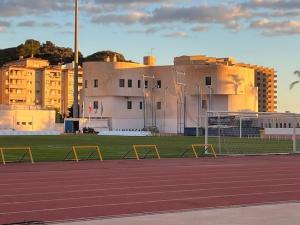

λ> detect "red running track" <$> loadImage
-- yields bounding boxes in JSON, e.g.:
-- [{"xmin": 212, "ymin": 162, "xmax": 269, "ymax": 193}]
[{"xmin": 0, "ymin": 155, "xmax": 300, "ymax": 224}]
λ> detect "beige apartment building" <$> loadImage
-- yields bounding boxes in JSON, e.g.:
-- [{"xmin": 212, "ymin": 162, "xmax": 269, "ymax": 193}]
[
  {"xmin": 238, "ymin": 63, "xmax": 277, "ymax": 112},
  {"xmin": 81, "ymin": 55, "xmax": 259, "ymax": 134},
  {"xmin": 0, "ymin": 57, "xmax": 82, "ymax": 116}
]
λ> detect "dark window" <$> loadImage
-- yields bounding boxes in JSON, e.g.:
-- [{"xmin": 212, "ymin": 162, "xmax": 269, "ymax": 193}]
[
  {"xmin": 94, "ymin": 79, "xmax": 98, "ymax": 88},
  {"xmin": 156, "ymin": 102, "xmax": 162, "ymax": 110},
  {"xmin": 280, "ymin": 123, "xmax": 282, "ymax": 128},
  {"xmin": 297, "ymin": 123, "xmax": 300, "ymax": 128},
  {"xmin": 276, "ymin": 123, "xmax": 278, "ymax": 128},
  {"xmin": 205, "ymin": 76, "xmax": 211, "ymax": 86},
  {"xmin": 156, "ymin": 80, "xmax": 161, "ymax": 88},
  {"xmin": 84, "ymin": 80, "xmax": 88, "ymax": 88},
  {"xmin": 17, "ymin": 122, "xmax": 20, "ymax": 125},
  {"xmin": 284, "ymin": 123, "xmax": 287, "ymax": 128},
  {"xmin": 93, "ymin": 101, "xmax": 98, "ymax": 109},
  {"xmin": 139, "ymin": 101, "xmax": 143, "ymax": 110},
  {"xmin": 119, "ymin": 79, "xmax": 125, "ymax": 87},
  {"xmin": 289, "ymin": 123, "xmax": 291, "ymax": 128},
  {"xmin": 138, "ymin": 80, "xmax": 141, "ymax": 88},
  {"xmin": 202, "ymin": 100, "xmax": 207, "ymax": 109},
  {"xmin": 22, "ymin": 122, "xmax": 26, "ymax": 125},
  {"xmin": 29, "ymin": 122, "xmax": 33, "ymax": 126},
  {"xmin": 128, "ymin": 79, "xmax": 132, "ymax": 88},
  {"xmin": 127, "ymin": 101, "xmax": 132, "ymax": 109},
  {"xmin": 144, "ymin": 80, "xmax": 148, "ymax": 88}
]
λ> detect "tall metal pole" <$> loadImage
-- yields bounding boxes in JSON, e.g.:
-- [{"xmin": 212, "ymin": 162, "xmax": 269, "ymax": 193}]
[
  {"xmin": 73, "ymin": 0, "xmax": 79, "ymax": 118},
  {"xmin": 196, "ymin": 84, "xmax": 200, "ymax": 137}
]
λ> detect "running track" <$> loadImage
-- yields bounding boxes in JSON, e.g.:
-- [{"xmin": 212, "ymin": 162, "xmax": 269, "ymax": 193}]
[{"xmin": 0, "ymin": 155, "xmax": 300, "ymax": 224}]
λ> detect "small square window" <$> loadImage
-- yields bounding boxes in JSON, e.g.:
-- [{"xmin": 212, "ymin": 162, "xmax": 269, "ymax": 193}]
[
  {"xmin": 205, "ymin": 76, "xmax": 211, "ymax": 86},
  {"xmin": 156, "ymin": 101, "xmax": 161, "ymax": 110},
  {"xmin": 128, "ymin": 79, "xmax": 132, "ymax": 88},
  {"xmin": 94, "ymin": 79, "xmax": 98, "ymax": 88},
  {"xmin": 93, "ymin": 101, "xmax": 98, "ymax": 109},
  {"xmin": 156, "ymin": 80, "xmax": 161, "ymax": 88},
  {"xmin": 127, "ymin": 101, "xmax": 132, "ymax": 109},
  {"xmin": 119, "ymin": 79, "xmax": 125, "ymax": 87}
]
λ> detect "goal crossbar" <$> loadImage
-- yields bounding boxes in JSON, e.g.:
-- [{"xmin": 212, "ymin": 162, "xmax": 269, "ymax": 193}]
[
  {"xmin": 0, "ymin": 147, "xmax": 34, "ymax": 165},
  {"xmin": 64, "ymin": 146, "xmax": 103, "ymax": 162},
  {"xmin": 122, "ymin": 145, "xmax": 160, "ymax": 160},
  {"xmin": 181, "ymin": 144, "xmax": 217, "ymax": 158}
]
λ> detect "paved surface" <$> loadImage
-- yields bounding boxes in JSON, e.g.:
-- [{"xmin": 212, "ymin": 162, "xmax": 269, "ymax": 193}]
[
  {"xmin": 56, "ymin": 202, "xmax": 300, "ymax": 225},
  {"xmin": 1, "ymin": 155, "xmax": 300, "ymax": 223}
]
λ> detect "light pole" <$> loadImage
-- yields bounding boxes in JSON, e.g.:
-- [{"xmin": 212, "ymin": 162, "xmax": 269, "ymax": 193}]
[{"xmin": 73, "ymin": 0, "xmax": 79, "ymax": 118}]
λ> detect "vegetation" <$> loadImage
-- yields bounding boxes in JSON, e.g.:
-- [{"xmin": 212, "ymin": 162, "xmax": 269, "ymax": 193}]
[
  {"xmin": 0, "ymin": 135, "xmax": 294, "ymax": 163},
  {"xmin": 0, "ymin": 39, "xmax": 127, "ymax": 66}
]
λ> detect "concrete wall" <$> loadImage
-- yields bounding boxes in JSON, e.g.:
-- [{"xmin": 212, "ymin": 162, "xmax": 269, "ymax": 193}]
[{"xmin": 0, "ymin": 108, "xmax": 56, "ymax": 131}]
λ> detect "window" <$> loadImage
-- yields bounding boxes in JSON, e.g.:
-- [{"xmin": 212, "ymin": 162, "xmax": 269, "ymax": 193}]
[
  {"xmin": 139, "ymin": 101, "xmax": 143, "ymax": 110},
  {"xmin": 28, "ymin": 122, "xmax": 33, "ymax": 126},
  {"xmin": 205, "ymin": 76, "xmax": 211, "ymax": 86},
  {"xmin": 127, "ymin": 101, "xmax": 132, "ymax": 109},
  {"xmin": 138, "ymin": 80, "xmax": 141, "ymax": 88},
  {"xmin": 144, "ymin": 80, "xmax": 148, "ymax": 88},
  {"xmin": 84, "ymin": 80, "xmax": 88, "ymax": 88},
  {"xmin": 93, "ymin": 101, "xmax": 98, "ymax": 109},
  {"xmin": 289, "ymin": 123, "xmax": 291, "ymax": 128},
  {"xmin": 284, "ymin": 123, "xmax": 287, "ymax": 128},
  {"xmin": 202, "ymin": 100, "xmax": 207, "ymax": 109},
  {"xmin": 94, "ymin": 79, "xmax": 98, "ymax": 88},
  {"xmin": 156, "ymin": 101, "xmax": 162, "ymax": 110},
  {"xmin": 156, "ymin": 80, "xmax": 161, "ymax": 88},
  {"xmin": 128, "ymin": 79, "xmax": 132, "ymax": 88},
  {"xmin": 119, "ymin": 79, "xmax": 125, "ymax": 87},
  {"xmin": 22, "ymin": 122, "xmax": 26, "ymax": 125}
]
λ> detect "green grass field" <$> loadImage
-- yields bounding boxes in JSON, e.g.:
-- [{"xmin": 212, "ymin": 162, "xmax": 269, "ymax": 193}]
[{"xmin": 0, "ymin": 135, "xmax": 295, "ymax": 163}]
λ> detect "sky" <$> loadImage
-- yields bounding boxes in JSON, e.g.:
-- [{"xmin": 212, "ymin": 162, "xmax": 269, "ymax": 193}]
[{"xmin": 0, "ymin": 0, "xmax": 300, "ymax": 112}]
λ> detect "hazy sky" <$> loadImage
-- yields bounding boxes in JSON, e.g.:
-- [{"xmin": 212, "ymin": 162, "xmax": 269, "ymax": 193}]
[{"xmin": 0, "ymin": 0, "xmax": 300, "ymax": 112}]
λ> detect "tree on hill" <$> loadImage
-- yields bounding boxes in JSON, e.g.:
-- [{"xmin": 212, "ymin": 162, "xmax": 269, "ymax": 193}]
[
  {"xmin": 16, "ymin": 39, "xmax": 40, "ymax": 58},
  {"xmin": 0, "ymin": 39, "xmax": 83, "ymax": 66},
  {"xmin": 84, "ymin": 51, "xmax": 126, "ymax": 62}
]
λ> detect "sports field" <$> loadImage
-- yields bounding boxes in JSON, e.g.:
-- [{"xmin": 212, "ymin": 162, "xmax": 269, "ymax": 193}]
[{"xmin": 0, "ymin": 135, "xmax": 295, "ymax": 163}]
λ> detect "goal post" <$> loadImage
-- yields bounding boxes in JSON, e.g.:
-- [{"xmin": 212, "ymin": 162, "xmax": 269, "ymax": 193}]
[
  {"xmin": 191, "ymin": 144, "xmax": 217, "ymax": 158},
  {"xmin": 0, "ymin": 147, "xmax": 34, "ymax": 165},
  {"xmin": 65, "ymin": 146, "xmax": 103, "ymax": 162},
  {"xmin": 123, "ymin": 145, "xmax": 160, "ymax": 160}
]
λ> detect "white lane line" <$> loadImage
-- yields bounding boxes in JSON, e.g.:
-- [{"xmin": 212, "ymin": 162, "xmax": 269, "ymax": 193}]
[
  {"xmin": 1, "ymin": 182, "xmax": 300, "ymax": 206},
  {"xmin": 1, "ymin": 165, "xmax": 298, "ymax": 184},
  {"xmin": 0, "ymin": 171, "xmax": 298, "ymax": 192},
  {"xmin": 0, "ymin": 170, "xmax": 298, "ymax": 190},
  {"xmin": 1, "ymin": 176, "xmax": 300, "ymax": 199},
  {"xmin": 1, "ymin": 189, "xmax": 300, "ymax": 215}
]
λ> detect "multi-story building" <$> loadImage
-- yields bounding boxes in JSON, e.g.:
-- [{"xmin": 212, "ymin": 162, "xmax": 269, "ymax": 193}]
[
  {"xmin": 0, "ymin": 57, "xmax": 83, "ymax": 116},
  {"xmin": 238, "ymin": 63, "xmax": 277, "ymax": 112},
  {"xmin": 0, "ymin": 65, "xmax": 36, "ymax": 106},
  {"xmin": 81, "ymin": 55, "xmax": 258, "ymax": 134}
]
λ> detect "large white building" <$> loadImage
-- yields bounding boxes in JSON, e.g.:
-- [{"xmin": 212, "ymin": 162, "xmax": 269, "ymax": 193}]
[{"xmin": 81, "ymin": 55, "xmax": 258, "ymax": 134}]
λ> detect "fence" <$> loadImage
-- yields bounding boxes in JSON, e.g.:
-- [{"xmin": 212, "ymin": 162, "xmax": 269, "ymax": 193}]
[{"xmin": 204, "ymin": 111, "xmax": 300, "ymax": 155}]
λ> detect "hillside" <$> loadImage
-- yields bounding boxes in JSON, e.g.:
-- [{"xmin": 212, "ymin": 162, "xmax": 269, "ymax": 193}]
[{"xmin": 0, "ymin": 39, "xmax": 127, "ymax": 66}]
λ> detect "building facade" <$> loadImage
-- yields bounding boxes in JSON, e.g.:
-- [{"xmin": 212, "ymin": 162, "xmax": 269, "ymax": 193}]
[
  {"xmin": 238, "ymin": 63, "xmax": 277, "ymax": 112},
  {"xmin": 0, "ymin": 57, "xmax": 83, "ymax": 116},
  {"xmin": 81, "ymin": 55, "xmax": 259, "ymax": 134}
]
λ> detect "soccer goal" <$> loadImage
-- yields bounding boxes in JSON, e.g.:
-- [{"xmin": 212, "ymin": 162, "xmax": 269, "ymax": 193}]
[
  {"xmin": 122, "ymin": 145, "xmax": 161, "ymax": 160},
  {"xmin": 181, "ymin": 144, "xmax": 217, "ymax": 158},
  {"xmin": 0, "ymin": 147, "xmax": 34, "ymax": 165},
  {"xmin": 64, "ymin": 146, "xmax": 103, "ymax": 162}
]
